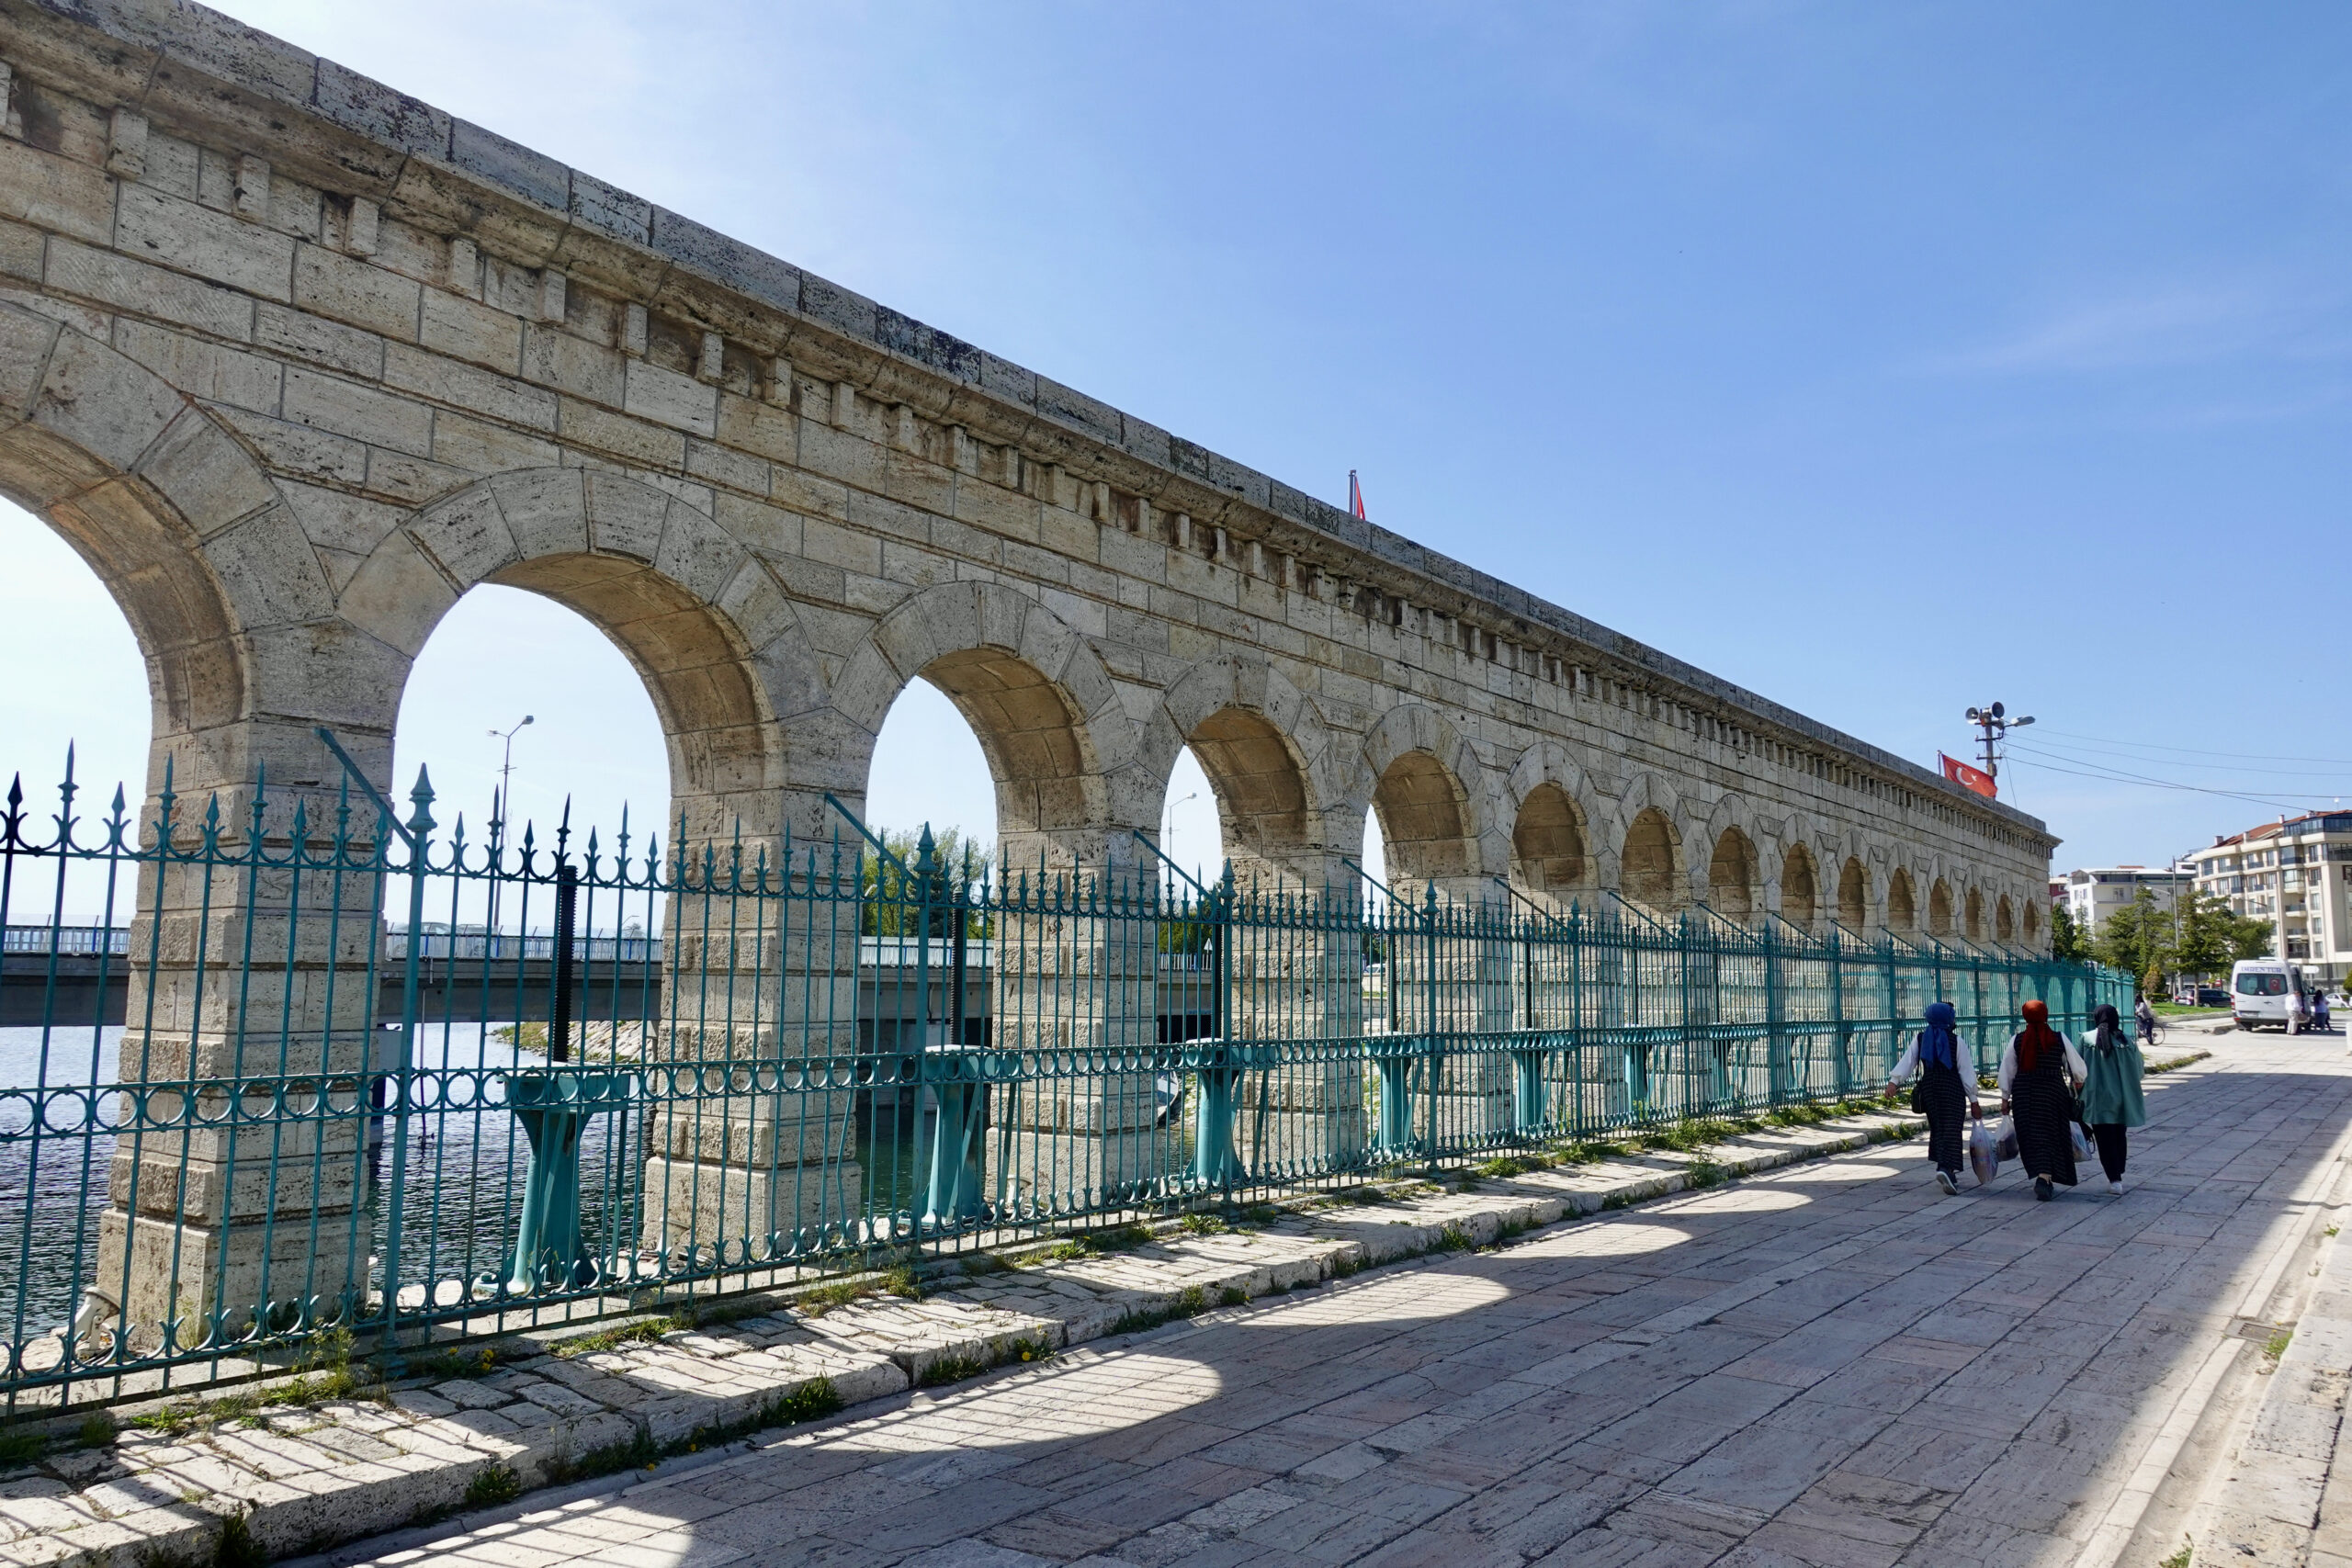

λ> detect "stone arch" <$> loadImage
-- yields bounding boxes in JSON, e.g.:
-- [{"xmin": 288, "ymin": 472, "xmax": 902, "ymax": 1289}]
[
  {"xmin": 1836, "ymin": 857, "xmax": 1869, "ymax": 932},
  {"xmin": 2023, "ymin": 898, "xmax": 2041, "ymax": 948},
  {"xmin": 1611, "ymin": 772, "xmax": 1690, "ymax": 914},
  {"xmin": 1149, "ymin": 653, "xmax": 1340, "ymax": 886},
  {"xmin": 1928, "ymin": 877, "xmax": 1955, "ymax": 939},
  {"xmin": 1965, "ymin": 886, "xmax": 1985, "ymax": 942},
  {"xmin": 1781, "ymin": 843, "xmax": 1819, "ymax": 932},
  {"xmin": 831, "ymin": 579, "xmax": 1144, "ymax": 867},
  {"xmin": 1355, "ymin": 704, "xmax": 1490, "ymax": 898},
  {"xmin": 1888, "ymin": 867, "xmax": 1918, "ymax": 934},
  {"xmin": 342, "ymin": 468, "xmax": 804, "ymax": 845},
  {"xmin": 0, "ymin": 307, "xmax": 343, "ymax": 799},
  {"xmin": 1503, "ymin": 742, "xmax": 1603, "ymax": 903},
  {"xmin": 1996, "ymin": 894, "xmax": 2016, "ymax": 944},
  {"xmin": 1707, "ymin": 825, "xmax": 1760, "ymax": 921}
]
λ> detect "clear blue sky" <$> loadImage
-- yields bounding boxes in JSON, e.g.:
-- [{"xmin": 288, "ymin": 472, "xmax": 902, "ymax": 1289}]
[{"xmin": 2, "ymin": 0, "xmax": 2345, "ymax": 890}]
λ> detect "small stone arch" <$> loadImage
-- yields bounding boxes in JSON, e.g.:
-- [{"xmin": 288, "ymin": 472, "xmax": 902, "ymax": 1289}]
[
  {"xmin": 1355, "ymin": 704, "xmax": 1491, "ymax": 897},
  {"xmin": 1996, "ymin": 895, "xmax": 2016, "ymax": 944},
  {"xmin": 1928, "ymin": 878, "xmax": 1956, "ymax": 939},
  {"xmin": 2023, "ymin": 898, "xmax": 2041, "ymax": 948},
  {"xmin": 1836, "ymin": 857, "xmax": 1870, "ymax": 931},
  {"xmin": 834, "ymin": 579, "xmax": 1144, "ymax": 868},
  {"xmin": 1503, "ymin": 741, "xmax": 1603, "ymax": 903},
  {"xmin": 1708, "ymin": 825, "xmax": 1760, "ymax": 921},
  {"xmin": 343, "ymin": 468, "xmax": 804, "ymax": 845},
  {"xmin": 1149, "ymin": 653, "xmax": 1340, "ymax": 886},
  {"xmin": 1621, "ymin": 807, "xmax": 1685, "ymax": 914},
  {"xmin": 1888, "ymin": 867, "xmax": 1918, "ymax": 933},
  {"xmin": 1781, "ymin": 843, "xmax": 1820, "ymax": 932}
]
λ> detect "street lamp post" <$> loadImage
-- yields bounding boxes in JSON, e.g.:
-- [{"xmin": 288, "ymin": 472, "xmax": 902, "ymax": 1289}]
[{"xmin": 488, "ymin": 716, "xmax": 533, "ymax": 946}]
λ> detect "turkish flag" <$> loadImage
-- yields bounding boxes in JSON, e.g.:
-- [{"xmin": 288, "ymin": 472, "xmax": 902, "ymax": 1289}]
[{"xmin": 1940, "ymin": 753, "xmax": 1996, "ymax": 799}]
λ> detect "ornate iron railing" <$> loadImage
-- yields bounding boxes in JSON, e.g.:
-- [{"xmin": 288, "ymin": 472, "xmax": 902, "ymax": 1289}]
[{"xmin": 0, "ymin": 749, "xmax": 2133, "ymax": 1409}]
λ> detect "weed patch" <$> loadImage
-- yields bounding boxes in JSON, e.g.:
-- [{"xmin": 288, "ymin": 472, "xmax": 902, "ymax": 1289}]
[
  {"xmin": 1113, "ymin": 1285, "xmax": 1210, "ymax": 1335},
  {"xmin": 1436, "ymin": 1223, "xmax": 1475, "ymax": 1252},
  {"xmin": 1218, "ymin": 1286, "xmax": 1249, "ymax": 1307},
  {"xmin": 464, "ymin": 1463, "xmax": 523, "ymax": 1508},
  {"xmin": 0, "ymin": 1427, "xmax": 44, "ymax": 1468},
  {"xmin": 1179, "ymin": 1213, "xmax": 1228, "ymax": 1236},
  {"xmin": 1684, "ymin": 1159, "xmax": 1725, "ymax": 1190}
]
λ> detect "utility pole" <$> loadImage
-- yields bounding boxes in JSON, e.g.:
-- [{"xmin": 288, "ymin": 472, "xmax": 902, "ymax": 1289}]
[{"xmin": 1962, "ymin": 702, "xmax": 2035, "ymax": 788}]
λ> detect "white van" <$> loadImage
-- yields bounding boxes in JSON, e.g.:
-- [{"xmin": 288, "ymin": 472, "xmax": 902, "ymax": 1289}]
[{"xmin": 2232, "ymin": 960, "xmax": 2308, "ymax": 1032}]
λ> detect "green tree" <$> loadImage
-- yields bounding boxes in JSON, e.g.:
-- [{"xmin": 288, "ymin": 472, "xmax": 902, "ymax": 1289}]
[
  {"xmin": 2051, "ymin": 903, "xmax": 2092, "ymax": 963},
  {"xmin": 2169, "ymin": 889, "xmax": 2272, "ymax": 976},
  {"xmin": 2095, "ymin": 888, "xmax": 2176, "ymax": 987},
  {"xmin": 858, "ymin": 827, "xmax": 993, "ymax": 937}
]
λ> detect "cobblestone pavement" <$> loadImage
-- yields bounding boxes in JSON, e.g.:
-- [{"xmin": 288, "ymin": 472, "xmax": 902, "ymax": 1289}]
[{"xmin": 349, "ymin": 1034, "xmax": 2352, "ymax": 1568}]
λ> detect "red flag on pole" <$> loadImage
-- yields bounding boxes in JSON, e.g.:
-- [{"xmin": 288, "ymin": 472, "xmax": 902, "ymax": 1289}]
[
  {"xmin": 1348, "ymin": 470, "xmax": 1367, "ymax": 521},
  {"xmin": 1939, "ymin": 752, "xmax": 1996, "ymax": 799}
]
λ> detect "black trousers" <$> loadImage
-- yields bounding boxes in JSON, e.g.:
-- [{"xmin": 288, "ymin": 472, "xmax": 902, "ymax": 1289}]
[{"xmin": 2089, "ymin": 1122, "xmax": 2128, "ymax": 1182}]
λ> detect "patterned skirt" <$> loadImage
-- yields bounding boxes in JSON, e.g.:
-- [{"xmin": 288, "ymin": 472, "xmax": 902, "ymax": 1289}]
[
  {"xmin": 2012, "ymin": 1063, "xmax": 2079, "ymax": 1185},
  {"xmin": 1917, "ymin": 1062, "xmax": 1968, "ymax": 1171}
]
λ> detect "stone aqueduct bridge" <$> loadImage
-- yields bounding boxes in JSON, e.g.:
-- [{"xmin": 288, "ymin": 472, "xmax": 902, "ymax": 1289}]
[
  {"xmin": 0, "ymin": 0, "xmax": 2062, "ymax": 1332},
  {"xmin": 0, "ymin": 0, "xmax": 2054, "ymax": 933}
]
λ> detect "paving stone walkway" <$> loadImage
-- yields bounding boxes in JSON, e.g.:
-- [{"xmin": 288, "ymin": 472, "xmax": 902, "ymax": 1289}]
[{"xmin": 328, "ymin": 1032, "xmax": 2352, "ymax": 1568}]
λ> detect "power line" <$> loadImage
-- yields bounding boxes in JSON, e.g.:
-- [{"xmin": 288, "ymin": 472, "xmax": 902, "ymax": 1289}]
[
  {"xmin": 2018, "ymin": 735, "xmax": 2352, "ymax": 783},
  {"xmin": 2003, "ymin": 745, "xmax": 2335, "ymax": 813},
  {"xmin": 2031, "ymin": 726, "xmax": 2352, "ymax": 768}
]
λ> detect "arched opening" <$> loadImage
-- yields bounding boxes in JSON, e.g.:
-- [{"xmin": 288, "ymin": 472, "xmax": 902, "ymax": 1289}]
[
  {"xmin": 920, "ymin": 644, "xmax": 1101, "ymax": 871},
  {"xmin": 391, "ymin": 584, "xmax": 668, "ymax": 856},
  {"xmin": 1888, "ymin": 869, "xmax": 1917, "ymax": 934},
  {"xmin": 1837, "ymin": 858, "xmax": 1868, "ymax": 931},
  {"xmin": 1780, "ymin": 845, "xmax": 1817, "ymax": 932},
  {"xmin": 1181, "ymin": 705, "xmax": 1311, "ymax": 887},
  {"xmin": 0, "ymin": 496, "xmax": 151, "ymax": 859},
  {"xmin": 1928, "ymin": 879, "xmax": 1955, "ymax": 939},
  {"xmin": 2023, "ymin": 900, "xmax": 2041, "ymax": 946},
  {"xmin": 1622, "ymin": 808, "xmax": 1683, "ymax": 914},
  {"xmin": 865, "ymin": 676, "xmax": 997, "ymax": 856},
  {"xmin": 1370, "ymin": 750, "xmax": 1474, "ymax": 897},
  {"xmin": 1707, "ymin": 827, "xmax": 1758, "ymax": 920},
  {"xmin": 1996, "ymin": 896, "xmax": 2016, "ymax": 944},
  {"xmin": 1511, "ymin": 784, "xmax": 1589, "ymax": 900},
  {"xmin": 1965, "ymin": 887, "xmax": 1984, "ymax": 942}
]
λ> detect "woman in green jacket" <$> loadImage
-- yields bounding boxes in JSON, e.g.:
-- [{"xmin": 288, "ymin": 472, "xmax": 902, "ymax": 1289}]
[{"xmin": 2079, "ymin": 1002, "xmax": 2146, "ymax": 1196}]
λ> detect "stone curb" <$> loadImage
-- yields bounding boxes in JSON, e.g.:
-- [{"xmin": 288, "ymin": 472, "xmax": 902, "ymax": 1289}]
[
  {"xmin": 2184, "ymin": 1169, "xmax": 2352, "ymax": 1566},
  {"xmin": 0, "ymin": 1111, "xmax": 1923, "ymax": 1568}
]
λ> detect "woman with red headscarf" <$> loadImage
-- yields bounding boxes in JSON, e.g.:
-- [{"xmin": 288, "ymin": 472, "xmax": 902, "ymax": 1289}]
[{"xmin": 1998, "ymin": 998, "xmax": 2088, "ymax": 1201}]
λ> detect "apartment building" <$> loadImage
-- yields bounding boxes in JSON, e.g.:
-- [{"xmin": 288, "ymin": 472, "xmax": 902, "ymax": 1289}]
[
  {"xmin": 2063, "ymin": 865, "xmax": 2195, "ymax": 937},
  {"xmin": 2193, "ymin": 812, "xmax": 2352, "ymax": 987}
]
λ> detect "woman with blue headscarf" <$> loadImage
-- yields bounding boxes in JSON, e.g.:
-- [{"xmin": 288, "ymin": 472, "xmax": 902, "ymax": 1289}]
[{"xmin": 1885, "ymin": 1000, "xmax": 1981, "ymax": 1193}]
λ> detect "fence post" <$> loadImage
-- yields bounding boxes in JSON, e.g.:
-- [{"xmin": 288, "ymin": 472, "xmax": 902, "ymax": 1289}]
[{"xmin": 376, "ymin": 770, "xmax": 435, "ymax": 1363}]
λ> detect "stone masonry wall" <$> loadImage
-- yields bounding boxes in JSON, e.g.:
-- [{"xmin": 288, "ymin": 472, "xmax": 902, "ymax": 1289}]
[{"xmin": 0, "ymin": 0, "xmax": 2056, "ymax": 942}]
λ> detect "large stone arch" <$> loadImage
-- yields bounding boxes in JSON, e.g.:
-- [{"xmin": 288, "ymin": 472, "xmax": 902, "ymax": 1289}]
[
  {"xmin": 339, "ymin": 467, "xmax": 805, "ymax": 846},
  {"xmin": 1611, "ymin": 772, "xmax": 1692, "ymax": 915},
  {"xmin": 1699, "ymin": 792, "xmax": 1764, "ymax": 921},
  {"xmin": 1835, "ymin": 854, "xmax": 1871, "ymax": 933},
  {"xmin": 831, "ymin": 579, "xmax": 1145, "ymax": 868},
  {"xmin": 1148, "ymin": 652, "xmax": 1344, "ymax": 887},
  {"xmin": 1353, "ymin": 703, "xmax": 1493, "ymax": 900},
  {"xmin": 1779, "ymin": 840, "xmax": 1821, "ymax": 933},
  {"xmin": 0, "ymin": 306, "xmax": 345, "ymax": 801},
  {"xmin": 1502, "ymin": 740, "xmax": 1605, "ymax": 906}
]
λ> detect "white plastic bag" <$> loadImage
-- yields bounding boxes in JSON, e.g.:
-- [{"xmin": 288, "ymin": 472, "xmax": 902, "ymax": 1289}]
[
  {"xmin": 1995, "ymin": 1115, "xmax": 2019, "ymax": 1163},
  {"xmin": 1968, "ymin": 1115, "xmax": 1999, "ymax": 1188},
  {"xmin": 2069, "ymin": 1121, "xmax": 2093, "ymax": 1165}
]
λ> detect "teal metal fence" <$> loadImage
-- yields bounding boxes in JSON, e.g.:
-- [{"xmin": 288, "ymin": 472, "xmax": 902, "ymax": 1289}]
[{"xmin": 0, "ymin": 747, "xmax": 2133, "ymax": 1410}]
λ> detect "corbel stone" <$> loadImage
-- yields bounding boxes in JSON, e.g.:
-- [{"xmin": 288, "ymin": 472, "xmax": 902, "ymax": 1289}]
[
  {"xmin": 232, "ymin": 155, "xmax": 269, "ymax": 222},
  {"xmin": 950, "ymin": 425, "xmax": 977, "ymax": 473},
  {"xmin": 538, "ymin": 270, "xmax": 568, "ymax": 323},
  {"xmin": 831, "ymin": 380, "xmax": 856, "ymax": 427},
  {"xmin": 767, "ymin": 357, "xmax": 793, "ymax": 408},
  {"xmin": 0, "ymin": 62, "xmax": 17, "ymax": 140},
  {"xmin": 448, "ymin": 235, "xmax": 480, "ymax": 299},
  {"xmin": 893, "ymin": 403, "xmax": 916, "ymax": 450},
  {"xmin": 345, "ymin": 197, "xmax": 379, "ymax": 257},
  {"xmin": 696, "ymin": 330, "xmax": 724, "ymax": 384},
  {"xmin": 622, "ymin": 302, "xmax": 649, "ymax": 356},
  {"xmin": 1211, "ymin": 525, "xmax": 1227, "ymax": 560},
  {"xmin": 1174, "ymin": 513, "xmax": 1193, "ymax": 551},
  {"xmin": 1047, "ymin": 464, "xmax": 1068, "ymax": 509},
  {"xmin": 106, "ymin": 107, "xmax": 147, "ymax": 179},
  {"xmin": 1134, "ymin": 496, "xmax": 1150, "ymax": 536},
  {"xmin": 1091, "ymin": 480, "xmax": 1111, "ymax": 521}
]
